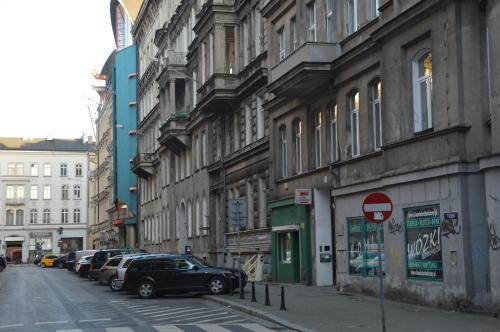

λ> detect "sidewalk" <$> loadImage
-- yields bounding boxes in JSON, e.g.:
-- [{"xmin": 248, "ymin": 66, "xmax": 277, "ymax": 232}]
[{"xmin": 203, "ymin": 282, "xmax": 500, "ymax": 332}]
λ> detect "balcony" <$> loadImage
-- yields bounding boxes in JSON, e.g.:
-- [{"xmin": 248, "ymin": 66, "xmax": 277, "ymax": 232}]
[
  {"xmin": 5, "ymin": 198, "xmax": 25, "ymax": 206},
  {"xmin": 158, "ymin": 113, "xmax": 191, "ymax": 154},
  {"xmin": 269, "ymin": 42, "xmax": 341, "ymax": 97},
  {"xmin": 197, "ymin": 73, "xmax": 240, "ymax": 113},
  {"xmin": 131, "ymin": 153, "xmax": 155, "ymax": 178},
  {"xmin": 236, "ymin": 51, "xmax": 268, "ymax": 98},
  {"xmin": 157, "ymin": 51, "xmax": 188, "ymax": 87}
]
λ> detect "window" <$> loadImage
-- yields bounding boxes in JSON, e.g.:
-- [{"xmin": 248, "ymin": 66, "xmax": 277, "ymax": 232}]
[
  {"xmin": 195, "ymin": 198, "xmax": 200, "ymax": 236},
  {"xmin": 405, "ymin": 205, "xmax": 442, "ymax": 280},
  {"xmin": 290, "ymin": 16, "xmax": 298, "ymax": 51},
  {"xmin": 292, "ymin": 119, "xmax": 302, "ymax": 174},
  {"xmin": 188, "ymin": 201, "xmax": 193, "ymax": 238},
  {"xmin": 254, "ymin": 7, "xmax": 262, "ymax": 55},
  {"xmin": 44, "ymin": 163, "xmax": 51, "ymax": 176},
  {"xmin": 74, "ymin": 185, "xmax": 81, "ymax": 199},
  {"xmin": 307, "ymin": 2, "xmax": 317, "ymax": 41},
  {"xmin": 278, "ymin": 27, "xmax": 285, "ymax": 61},
  {"xmin": 349, "ymin": 91, "xmax": 360, "ymax": 157},
  {"xmin": 348, "ymin": 217, "xmax": 384, "ymax": 276},
  {"xmin": 371, "ymin": 0, "xmax": 380, "ymax": 19},
  {"xmin": 412, "ymin": 51, "xmax": 433, "ymax": 132},
  {"xmin": 44, "ymin": 185, "xmax": 51, "ymax": 200},
  {"xmin": 6, "ymin": 210, "xmax": 14, "ymax": 225},
  {"xmin": 256, "ymin": 96, "xmax": 264, "ymax": 139},
  {"xmin": 243, "ymin": 18, "xmax": 249, "ymax": 66},
  {"xmin": 194, "ymin": 136, "xmax": 200, "ymax": 170},
  {"xmin": 258, "ymin": 177, "xmax": 266, "ymax": 228},
  {"xmin": 245, "ymin": 104, "xmax": 252, "ymax": 146},
  {"xmin": 16, "ymin": 163, "xmax": 24, "ymax": 176},
  {"xmin": 17, "ymin": 186, "xmax": 24, "ymax": 199},
  {"xmin": 370, "ymin": 79, "xmax": 382, "ymax": 150},
  {"xmin": 30, "ymin": 163, "xmax": 38, "ymax": 176},
  {"xmin": 75, "ymin": 163, "xmax": 83, "ymax": 177},
  {"xmin": 201, "ymin": 131, "xmax": 207, "ymax": 166},
  {"xmin": 30, "ymin": 209, "xmax": 38, "ymax": 224},
  {"xmin": 43, "ymin": 209, "xmax": 51, "ymax": 224},
  {"xmin": 8, "ymin": 163, "xmax": 15, "ymax": 176},
  {"xmin": 347, "ymin": 0, "xmax": 358, "ymax": 34},
  {"xmin": 60, "ymin": 163, "xmax": 67, "ymax": 177},
  {"xmin": 202, "ymin": 195, "xmax": 208, "ymax": 235},
  {"xmin": 61, "ymin": 185, "xmax": 69, "ymax": 200},
  {"xmin": 30, "ymin": 185, "xmax": 38, "ymax": 200},
  {"xmin": 15, "ymin": 209, "xmax": 24, "ymax": 225},
  {"xmin": 74, "ymin": 208, "xmax": 81, "ymax": 223},
  {"xmin": 278, "ymin": 125, "xmax": 287, "ymax": 178},
  {"xmin": 6, "ymin": 186, "xmax": 14, "ymax": 199},
  {"xmin": 279, "ymin": 232, "xmax": 292, "ymax": 263},
  {"xmin": 61, "ymin": 209, "xmax": 69, "ymax": 223},
  {"xmin": 225, "ymin": 26, "xmax": 235, "ymax": 74},
  {"xmin": 325, "ymin": 0, "xmax": 334, "ymax": 42},
  {"xmin": 330, "ymin": 105, "xmax": 339, "ymax": 162},
  {"xmin": 314, "ymin": 111, "xmax": 323, "ymax": 168},
  {"xmin": 209, "ymin": 32, "xmax": 214, "ymax": 76}
]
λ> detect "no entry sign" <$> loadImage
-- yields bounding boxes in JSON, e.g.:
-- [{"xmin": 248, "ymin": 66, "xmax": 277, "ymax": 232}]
[{"xmin": 362, "ymin": 193, "xmax": 393, "ymax": 223}]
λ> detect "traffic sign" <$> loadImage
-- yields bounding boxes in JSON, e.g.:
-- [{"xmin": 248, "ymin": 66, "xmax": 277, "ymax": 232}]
[{"xmin": 362, "ymin": 193, "xmax": 393, "ymax": 223}]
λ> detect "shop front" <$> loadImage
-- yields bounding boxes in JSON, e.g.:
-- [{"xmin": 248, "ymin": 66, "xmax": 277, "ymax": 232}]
[
  {"xmin": 6, "ymin": 236, "xmax": 24, "ymax": 263},
  {"xmin": 29, "ymin": 232, "xmax": 53, "ymax": 262}
]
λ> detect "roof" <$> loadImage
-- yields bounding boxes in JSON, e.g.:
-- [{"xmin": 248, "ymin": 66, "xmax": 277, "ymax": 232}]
[{"xmin": 0, "ymin": 137, "xmax": 95, "ymax": 152}]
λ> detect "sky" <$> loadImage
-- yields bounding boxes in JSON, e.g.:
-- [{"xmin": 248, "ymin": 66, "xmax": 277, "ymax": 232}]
[{"xmin": 0, "ymin": 0, "xmax": 116, "ymax": 140}]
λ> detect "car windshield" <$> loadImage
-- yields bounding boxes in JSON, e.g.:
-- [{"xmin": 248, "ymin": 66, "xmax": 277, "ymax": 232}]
[{"xmin": 188, "ymin": 256, "xmax": 211, "ymax": 268}]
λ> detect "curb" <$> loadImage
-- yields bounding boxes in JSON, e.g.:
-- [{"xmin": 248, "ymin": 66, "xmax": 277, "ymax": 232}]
[{"xmin": 202, "ymin": 295, "xmax": 318, "ymax": 332}]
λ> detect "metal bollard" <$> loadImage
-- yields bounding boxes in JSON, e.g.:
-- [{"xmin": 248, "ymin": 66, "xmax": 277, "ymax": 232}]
[
  {"xmin": 251, "ymin": 282, "xmax": 257, "ymax": 302},
  {"xmin": 239, "ymin": 276, "xmax": 245, "ymax": 299},
  {"xmin": 280, "ymin": 286, "xmax": 286, "ymax": 310},
  {"xmin": 228, "ymin": 277, "xmax": 233, "ymax": 296},
  {"xmin": 265, "ymin": 283, "xmax": 271, "ymax": 306}
]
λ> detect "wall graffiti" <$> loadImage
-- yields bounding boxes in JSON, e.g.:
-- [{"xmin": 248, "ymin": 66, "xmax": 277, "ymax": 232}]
[
  {"xmin": 490, "ymin": 224, "xmax": 500, "ymax": 251},
  {"xmin": 442, "ymin": 212, "xmax": 461, "ymax": 238},
  {"xmin": 388, "ymin": 217, "xmax": 402, "ymax": 234}
]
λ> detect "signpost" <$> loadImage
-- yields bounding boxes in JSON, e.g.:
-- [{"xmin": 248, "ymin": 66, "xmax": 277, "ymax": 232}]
[
  {"xmin": 228, "ymin": 199, "xmax": 247, "ymax": 299},
  {"xmin": 362, "ymin": 193, "xmax": 393, "ymax": 332}
]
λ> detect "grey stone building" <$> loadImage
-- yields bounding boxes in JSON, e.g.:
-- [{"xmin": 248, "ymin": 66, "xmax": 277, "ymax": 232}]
[{"xmin": 263, "ymin": 0, "xmax": 500, "ymax": 311}]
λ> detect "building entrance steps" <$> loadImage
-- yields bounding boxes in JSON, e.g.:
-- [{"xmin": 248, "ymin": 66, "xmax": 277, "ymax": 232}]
[{"xmin": 203, "ymin": 282, "xmax": 500, "ymax": 332}]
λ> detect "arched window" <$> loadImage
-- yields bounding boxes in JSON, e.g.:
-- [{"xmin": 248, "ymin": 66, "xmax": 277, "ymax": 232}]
[
  {"xmin": 278, "ymin": 125, "xmax": 287, "ymax": 178},
  {"xmin": 187, "ymin": 201, "xmax": 193, "ymax": 238},
  {"xmin": 61, "ymin": 185, "xmax": 69, "ymax": 200},
  {"xmin": 292, "ymin": 119, "xmax": 302, "ymax": 174},
  {"xmin": 60, "ymin": 163, "xmax": 67, "ymax": 177},
  {"xmin": 166, "ymin": 207, "xmax": 171, "ymax": 240},
  {"xmin": 74, "ymin": 185, "xmax": 81, "ymax": 199},
  {"xmin": 330, "ymin": 104, "xmax": 339, "ymax": 162},
  {"xmin": 16, "ymin": 209, "xmax": 24, "ymax": 225},
  {"xmin": 61, "ymin": 209, "xmax": 69, "ymax": 223},
  {"xmin": 348, "ymin": 91, "xmax": 360, "ymax": 157},
  {"xmin": 195, "ymin": 197, "xmax": 201, "ymax": 236},
  {"xmin": 370, "ymin": 79, "xmax": 382, "ymax": 150},
  {"xmin": 202, "ymin": 194, "xmax": 208, "ymax": 236},
  {"xmin": 75, "ymin": 163, "xmax": 83, "ymax": 177},
  {"xmin": 412, "ymin": 51, "xmax": 432, "ymax": 132},
  {"xmin": 43, "ymin": 209, "xmax": 51, "ymax": 224},
  {"xmin": 6, "ymin": 210, "xmax": 14, "ymax": 225},
  {"xmin": 313, "ymin": 111, "xmax": 323, "ymax": 168},
  {"xmin": 30, "ymin": 209, "xmax": 38, "ymax": 224}
]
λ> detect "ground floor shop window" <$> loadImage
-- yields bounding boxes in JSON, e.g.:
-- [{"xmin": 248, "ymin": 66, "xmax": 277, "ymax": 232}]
[
  {"xmin": 405, "ymin": 205, "xmax": 442, "ymax": 280},
  {"xmin": 348, "ymin": 217, "xmax": 384, "ymax": 276},
  {"xmin": 279, "ymin": 232, "xmax": 292, "ymax": 263}
]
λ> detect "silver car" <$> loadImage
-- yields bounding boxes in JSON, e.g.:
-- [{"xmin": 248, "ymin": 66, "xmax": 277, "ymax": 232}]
[
  {"xmin": 110, "ymin": 253, "xmax": 154, "ymax": 291},
  {"xmin": 97, "ymin": 256, "xmax": 123, "ymax": 286}
]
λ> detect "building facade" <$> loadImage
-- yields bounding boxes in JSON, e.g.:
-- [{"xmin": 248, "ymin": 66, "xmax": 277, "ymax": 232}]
[
  {"xmin": 263, "ymin": 0, "xmax": 500, "ymax": 311},
  {"xmin": 0, "ymin": 138, "xmax": 93, "ymax": 263}
]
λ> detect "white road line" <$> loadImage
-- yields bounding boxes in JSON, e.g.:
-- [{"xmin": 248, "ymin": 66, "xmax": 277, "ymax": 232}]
[
  {"xmin": 218, "ymin": 319, "xmax": 249, "ymax": 324},
  {"xmin": 148, "ymin": 307, "xmax": 213, "ymax": 318},
  {"xmin": 144, "ymin": 306, "xmax": 194, "ymax": 316},
  {"xmin": 0, "ymin": 324, "xmax": 24, "ymax": 329},
  {"xmin": 134, "ymin": 306, "xmax": 164, "ymax": 312},
  {"xmin": 79, "ymin": 318, "xmax": 112, "ymax": 322},
  {"xmin": 123, "ymin": 305, "xmax": 145, "ymax": 309},
  {"xmin": 138, "ymin": 307, "xmax": 176, "ymax": 315},
  {"xmin": 195, "ymin": 324, "xmax": 233, "ymax": 332},
  {"xmin": 170, "ymin": 312, "xmax": 231, "ymax": 323},
  {"xmin": 153, "ymin": 325, "xmax": 185, "ymax": 332},
  {"xmin": 56, "ymin": 330, "xmax": 83, "ymax": 332},
  {"xmin": 192, "ymin": 314, "xmax": 240, "ymax": 324},
  {"xmin": 34, "ymin": 321, "xmax": 69, "ymax": 325},
  {"xmin": 238, "ymin": 323, "xmax": 277, "ymax": 332},
  {"xmin": 106, "ymin": 327, "xmax": 135, "ymax": 332}
]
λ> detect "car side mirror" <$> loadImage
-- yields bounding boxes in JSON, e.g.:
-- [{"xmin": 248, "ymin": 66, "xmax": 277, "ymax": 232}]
[{"xmin": 192, "ymin": 265, "xmax": 200, "ymax": 271}]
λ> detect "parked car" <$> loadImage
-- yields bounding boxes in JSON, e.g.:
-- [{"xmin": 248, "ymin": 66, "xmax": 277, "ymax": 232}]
[
  {"xmin": 68, "ymin": 250, "xmax": 97, "ymax": 272},
  {"xmin": 122, "ymin": 254, "xmax": 247, "ymax": 299},
  {"xmin": 77, "ymin": 255, "xmax": 93, "ymax": 277},
  {"xmin": 110, "ymin": 254, "xmax": 154, "ymax": 291},
  {"xmin": 40, "ymin": 255, "xmax": 58, "ymax": 268},
  {"xmin": 54, "ymin": 254, "xmax": 68, "ymax": 268},
  {"xmin": 88, "ymin": 249, "xmax": 147, "ymax": 280}
]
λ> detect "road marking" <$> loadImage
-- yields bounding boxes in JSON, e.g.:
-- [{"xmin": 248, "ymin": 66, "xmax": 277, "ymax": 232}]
[
  {"xmin": 133, "ymin": 306, "xmax": 165, "ymax": 312},
  {"xmin": 56, "ymin": 330, "xmax": 83, "ymax": 332},
  {"xmin": 219, "ymin": 319, "xmax": 249, "ymax": 324},
  {"xmin": 0, "ymin": 324, "xmax": 24, "ymax": 329},
  {"xmin": 106, "ymin": 328, "xmax": 135, "ymax": 332},
  {"xmin": 192, "ymin": 314, "xmax": 240, "ymax": 324},
  {"xmin": 238, "ymin": 323, "xmax": 277, "ymax": 332},
  {"xmin": 153, "ymin": 325, "xmax": 185, "ymax": 332},
  {"xmin": 35, "ymin": 321, "xmax": 69, "ymax": 325},
  {"xmin": 148, "ymin": 307, "xmax": 213, "ymax": 318},
  {"xmin": 143, "ymin": 306, "xmax": 194, "ymax": 316},
  {"xmin": 79, "ymin": 318, "xmax": 112, "ymax": 322},
  {"xmin": 196, "ymin": 324, "xmax": 233, "ymax": 332},
  {"xmin": 169, "ymin": 312, "xmax": 231, "ymax": 323}
]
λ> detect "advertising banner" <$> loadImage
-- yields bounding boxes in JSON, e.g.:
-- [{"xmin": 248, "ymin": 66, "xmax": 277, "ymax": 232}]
[{"xmin": 405, "ymin": 205, "xmax": 442, "ymax": 280}]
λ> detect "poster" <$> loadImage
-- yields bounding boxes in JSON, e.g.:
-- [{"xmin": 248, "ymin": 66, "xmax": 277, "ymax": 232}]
[
  {"xmin": 348, "ymin": 217, "xmax": 384, "ymax": 276},
  {"xmin": 405, "ymin": 205, "xmax": 442, "ymax": 280}
]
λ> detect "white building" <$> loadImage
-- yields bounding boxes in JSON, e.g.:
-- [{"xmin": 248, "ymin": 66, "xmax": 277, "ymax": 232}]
[{"xmin": 0, "ymin": 137, "xmax": 93, "ymax": 263}]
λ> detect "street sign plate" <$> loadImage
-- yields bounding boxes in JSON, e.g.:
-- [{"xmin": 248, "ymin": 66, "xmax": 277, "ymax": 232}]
[
  {"xmin": 362, "ymin": 193, "xmax": 393, "ymax": 223},
  {"xmin": 227, "ymin": 198, "xmax": 247, "ymax": 226},
  {"xmin": 295, "ymin": 189, "xmax": 312, "ymax": 205}
]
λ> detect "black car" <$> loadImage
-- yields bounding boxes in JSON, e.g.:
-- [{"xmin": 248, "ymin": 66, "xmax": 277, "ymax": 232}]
[
  {"xmin": 88, "ymin": 249, "xmax": 147, "ymax": 280},
  {"xmin": 54, "ymin": 254, "xmax": 68, "ymax": 268},
  {"xmin": 122, "ymin": 254, "xmax": 247, "ymax": 299}
]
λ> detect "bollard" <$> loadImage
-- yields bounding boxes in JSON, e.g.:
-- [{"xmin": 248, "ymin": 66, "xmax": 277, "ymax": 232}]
[
  {"xmin": 228, "ymin": 277, "xmax": 233, "ymax": 296},
  {"xmin": 280, "ymin": 286, "xmax": 286, "ymax": 310},
  {"xmin": 239, "ymin": 276, "xmax": 245, "ymax": 299},
  {"xmin": 251, "ymin": 282, "xmax": 257, "ymax": 302},
  {"xmin": 265, "ymin": 284, "xmax": 271, "ymax": 306}
]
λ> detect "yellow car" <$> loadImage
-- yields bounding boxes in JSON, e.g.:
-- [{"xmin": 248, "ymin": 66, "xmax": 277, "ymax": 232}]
[{"xmin": 40, "ymin": 255, "xmax": 58, "ymax": 268}]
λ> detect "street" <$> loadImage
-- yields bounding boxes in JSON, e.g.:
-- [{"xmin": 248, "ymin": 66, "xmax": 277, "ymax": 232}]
[{"xmin": 0, "ymin": 265, "xmax": 289, "ymax": 332}]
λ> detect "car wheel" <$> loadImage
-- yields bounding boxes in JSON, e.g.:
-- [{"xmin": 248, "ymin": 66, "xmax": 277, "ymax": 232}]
[
  {"xmin": 209, "ymin": 277, "xmax": 226, "ymax": 295},
  {"xmin": 110, "ymin": 276, "xmax": 121, "ymax": 292},
  {"xmin": 41, "ymin": 263, "xmax": 46, "ymax": 268},
  {"xmin": 138, "ymin": 281, "xmax": 155, "ymax": 299}
]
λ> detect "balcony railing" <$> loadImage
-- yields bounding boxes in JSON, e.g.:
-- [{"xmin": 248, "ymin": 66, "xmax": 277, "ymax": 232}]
[
  {"xmin": 5, "ymin": 198, "xmax": 25, "ymax": 205},
  {"xmin": 132, "ymin": 153, "xmax": 156, "ymax": 178}
]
